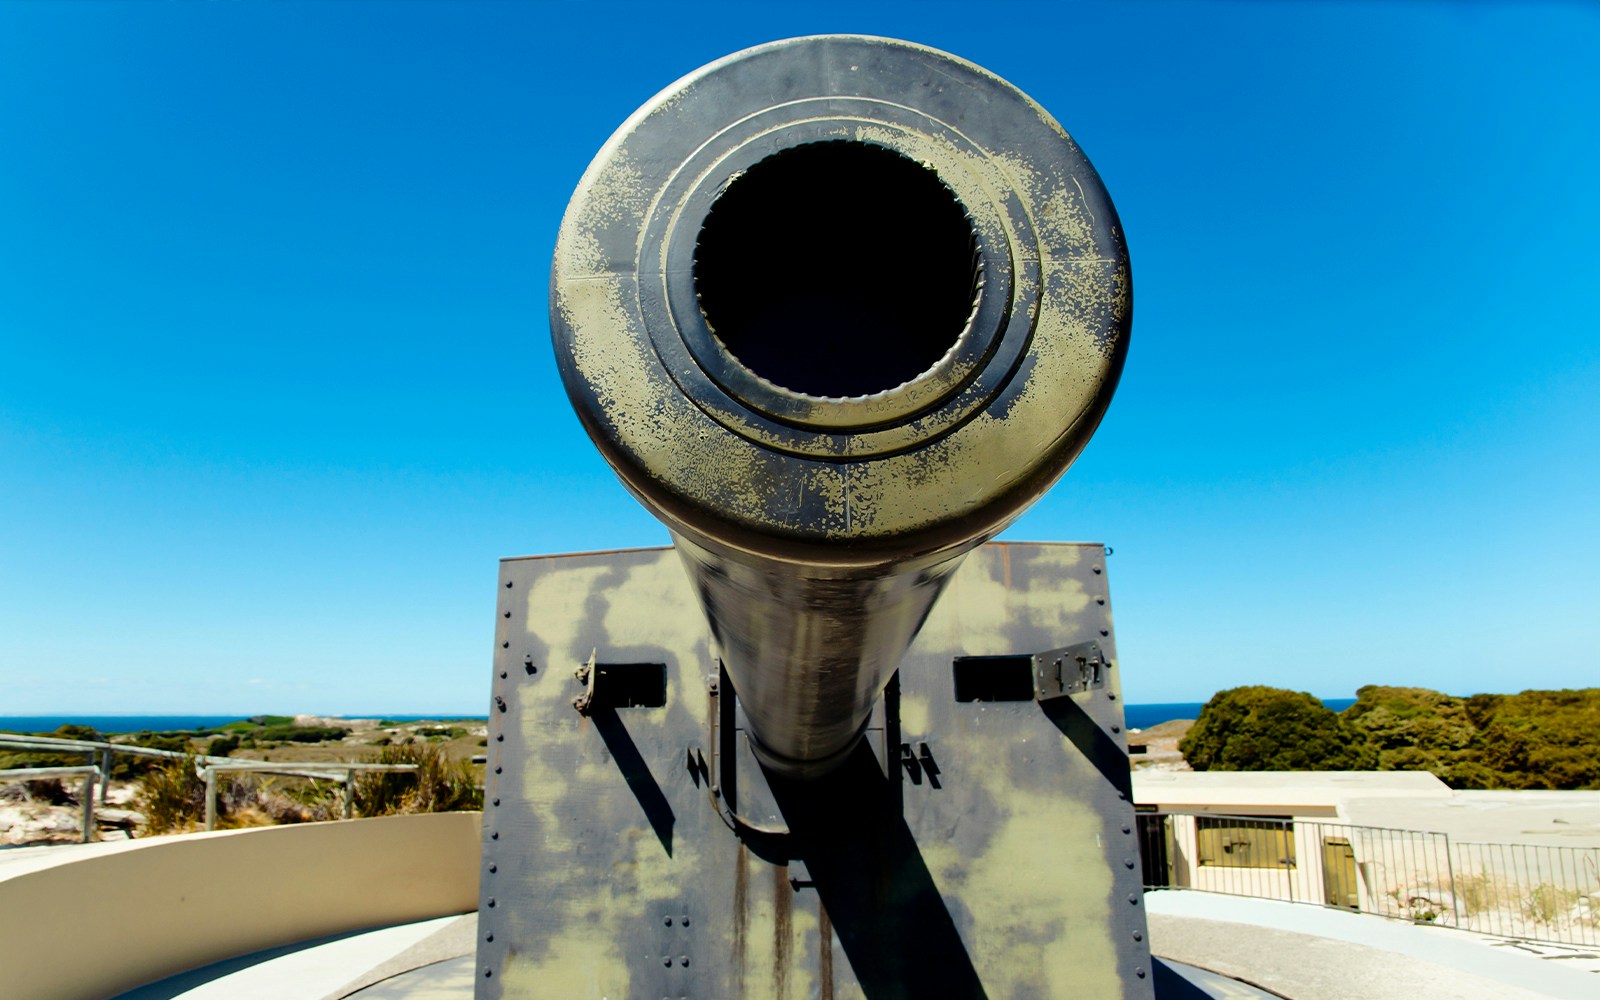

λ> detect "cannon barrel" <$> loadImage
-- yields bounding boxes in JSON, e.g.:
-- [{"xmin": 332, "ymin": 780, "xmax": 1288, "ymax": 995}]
[{"xmin": 551, "ymin": 35, "xmax": 1131, "ymax": 775}]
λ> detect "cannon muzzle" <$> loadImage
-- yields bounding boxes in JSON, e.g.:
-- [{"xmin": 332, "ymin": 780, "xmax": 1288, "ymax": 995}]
[{"xmin": 551, "ymin": 35, "xmax": 1130, "ymax": 775}]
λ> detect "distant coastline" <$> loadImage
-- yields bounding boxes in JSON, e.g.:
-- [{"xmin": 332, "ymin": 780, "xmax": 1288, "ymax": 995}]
[
  {"xmin": 0, "ymin": 713, "xmax": 489, "ymax": 734},
  {"xmin": 0, "ymin": 699, "xmax": 1359, "ymax": 735},
  {"xmin": 1124, "ymin": 699, "xmax": 1353, "ymax": 729}
]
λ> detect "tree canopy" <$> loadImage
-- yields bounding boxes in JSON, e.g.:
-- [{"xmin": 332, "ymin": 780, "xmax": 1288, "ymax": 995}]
[
  {"xmin": 1178, "ymin": 686, "xmax": 1375, "ymax": 772},
  {"xmin": 1178, "ymin": 684, "xmax": 1600, "ymax": 790}
]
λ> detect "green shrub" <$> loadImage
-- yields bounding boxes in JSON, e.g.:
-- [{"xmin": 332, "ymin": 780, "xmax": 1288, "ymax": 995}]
[
  {"xmin": 1180, "ymin": 686, "xmax": 1376, "ymax": 771},
  {"xmin": 1343, "ymin": 686, "xmax": 1600, "ymax": 790},
  {"xmin": 414, "ymin": 726, "xmax": 465, "ymax": 739},
  {"xmin": 255, "ymin": 725, "xmax": 348, "ymax": 743}
]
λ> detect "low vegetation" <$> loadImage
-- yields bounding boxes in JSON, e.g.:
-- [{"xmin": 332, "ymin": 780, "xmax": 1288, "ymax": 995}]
[
  {"xmin": 354, "ymin": 742, "xmax": 483, "ymax": 816},
  {"xmin": 2, "ymin": 715, "xmax": 486, "ymax": 841},
  {"xmin": 1181, "ymin": 685, "xmax": 1600, "ymax": 790},
  {"xmin": 136, "ymin": 755, "xmax": 352, "ymax": 833}
]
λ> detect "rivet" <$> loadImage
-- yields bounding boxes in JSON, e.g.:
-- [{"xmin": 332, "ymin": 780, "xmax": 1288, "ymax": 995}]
[
  {"xmin": 1125, "ymin": 858, "xmax": 1136, "ymax": 869},
  {"xmin": 1128, "ymin": 894, "xmax": 1139, "ymax": 905},
  {"xmin": 488, "ymin": 863, "xmax": 497, "ymax": 873},
  {"xmin": 494, "ymin": 765, "xmax": 502, "ymax": 774},
  {"xmin": 499, "ymin": 671, "xmax": 507, "ymax": 679},
  {"xmin": 663, "ymin": 957, "xmax": 672, "ymax": 967},
  {"xmin": 1100, "ymin": 628, "xmax": 1109, "ymax": 636},
  {"xmin": 1093, "ymin": 566, "xmax": 1102, "ymax": 574},
  {"xmin": 1108, "ymin": 692, "xmax": 1116, "ymax": 700},
  {"xmin": 664, "ymin": 916, "xmax": 673, "ymax": 926},
  {"xmin": 491, "ymin": 831, "xmax": 499, "ymax": 840},
  {"xmin": 681, "ymin": 915, "xmax": 690, "ymax": 926},
  {"xmin": 492, "ymin": 797, "xmax": 500, "ymax": 807},
  {"xmin": 1096, "ymin": 597, "xmax": 1105, "ymax": 605},
  {"xmin": 680, "ymin": 956, "xmax": 689, "ymax": 967},
  {"xmin": 1111, "ymin": 725, "xmax": 1121, "ymax": 733},
  {"xmin": 485, "ymin": 968, "xmax": 493, "ymax": 978},
  {"xmin": 1136, "ymin": 967, "xmax": 1146, "ymax": 979},
  {"xmin": 502, "ymin": 641, "xmax": 510, "ymax": 649},
  {"xmin": 503, "ymin": 610, "xmax": 511, "ymax": 619},
  {"xmin": 1121, "ymin": 824, "xmax": 1131, "ymax": 834},
  {"xmin": 486, "ymin": 932, "xmax": 494, "ymax": 942},
  {"xmin": 496, "ymin": 733, "xmax": 504, "ymax": 742},
  {"xmin": 487, "ymin": 898, "xmax": 496, "ymax": 908},
  {"xmin": 505, "ymin": 581, "xmax": 513, "ymax": 588},
  {"xmin": 1133, "ymin": 931, "xmax": 1143, "ymax": 941}
]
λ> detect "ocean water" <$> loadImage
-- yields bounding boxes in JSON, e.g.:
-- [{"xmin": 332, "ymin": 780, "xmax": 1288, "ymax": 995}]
[
  {"xmin": 1122, "ymin": 699, "xmax": 1355, "ymax": 730},
  {"xmin": 0, "ymin": 714, "xmax": 488, "ymax": 735},
  {"xmin": 2, "ymin": 702, "xmax": 1355, "ymax": 736}
]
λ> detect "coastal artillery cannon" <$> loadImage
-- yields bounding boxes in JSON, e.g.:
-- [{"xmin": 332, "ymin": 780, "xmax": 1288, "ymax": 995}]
[{"xmin": 480, "ymin": 35, "xmax": 1150, "ymax": 998}]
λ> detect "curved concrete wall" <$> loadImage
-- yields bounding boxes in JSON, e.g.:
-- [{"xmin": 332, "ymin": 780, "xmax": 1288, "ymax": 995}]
[{"xmin": 0, "ymin": 812, "xmax": 481, "ymax": 1000}]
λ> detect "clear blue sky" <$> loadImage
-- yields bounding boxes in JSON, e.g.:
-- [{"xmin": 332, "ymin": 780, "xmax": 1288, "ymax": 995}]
[{"xmin": 2, "ymin": 2, "xmax": 1596, "ymax": 714}]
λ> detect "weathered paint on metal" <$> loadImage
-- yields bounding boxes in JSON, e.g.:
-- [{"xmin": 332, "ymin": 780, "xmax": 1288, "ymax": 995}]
[
  {"xmin": 549, "ymin": 35, "xmax": 1133, "ymax": 771},
  {"xmin": 478, "ymin": 542, "xmax": 1154, "ymax": 999}
]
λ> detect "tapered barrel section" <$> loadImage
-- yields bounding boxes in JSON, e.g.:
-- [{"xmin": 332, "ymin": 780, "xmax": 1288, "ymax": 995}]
[{"xmin": 550, "ymin": 35, "xmax": 1131, "ymax": 775}]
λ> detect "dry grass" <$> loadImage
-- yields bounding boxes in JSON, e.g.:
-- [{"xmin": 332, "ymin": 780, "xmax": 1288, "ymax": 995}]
[{"xmin": 354, "ymin": 742, "xmax": 483, "ymax": 817}]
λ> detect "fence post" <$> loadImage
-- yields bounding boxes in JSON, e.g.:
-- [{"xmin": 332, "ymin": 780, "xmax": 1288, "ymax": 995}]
[
  {"xmin": 203, "ymin": 767, "xmax": 217, "ymax": 831},
  {"xmin": 79, "ymin": 770, "xmax": 96, "ymax": 843},
  {"xmin": 343, "ymin": 770, "xmax": 355, "ymax": 820},
  {"xmin": 1443, "ymin": 833, "xmax": 1460, "ymax": 928},
  {"xmin": 99, "ymin": 748, "xmax": 113, "ymax": 805}
]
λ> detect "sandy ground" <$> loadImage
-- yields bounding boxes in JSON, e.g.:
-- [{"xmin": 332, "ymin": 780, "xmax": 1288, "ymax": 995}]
[
  {"xmin": 1128, "ymin": 718, "xmax": 1195, "ymax": 771},
  {"xmin": 0, "ymin": 782, "xmax": 142, "ymax": 847}
]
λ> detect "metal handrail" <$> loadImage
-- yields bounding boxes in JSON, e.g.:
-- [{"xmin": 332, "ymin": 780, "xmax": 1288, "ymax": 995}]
[
  {"xmin": 195, "ymin": 761, "xmax": 419, "ymax": 830},
  {"xmin": 1, "ymin": 734, "xmax": 237, "ymax": 807},
  {"xmin": 0, "ymin": 732, "xmax": 236, "ymax": 765},
  {"xmin": 2, "ymin": 733, "xmax": 421, "ymax": 837}
]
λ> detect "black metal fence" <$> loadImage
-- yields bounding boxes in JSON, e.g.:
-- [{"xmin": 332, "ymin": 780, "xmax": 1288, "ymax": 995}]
[{"xmin": 1137, "ymin": 812, "xmax": 1600, "ymax": 947}]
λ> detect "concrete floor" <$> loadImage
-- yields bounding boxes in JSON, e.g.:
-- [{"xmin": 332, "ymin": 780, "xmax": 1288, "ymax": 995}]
[
  {"xmin": 113, "ymin": 892, "xmax": 1600, "ymax": 999},
  {"xmin": 1145, "ymin": 891, "xmax": 1599, "ymax": 999}
]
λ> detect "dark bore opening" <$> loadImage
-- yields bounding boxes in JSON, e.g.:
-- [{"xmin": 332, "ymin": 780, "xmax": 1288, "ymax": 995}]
[{"xmin": 693, "ymin": 141, "xmax": 980, "ymax": 399}]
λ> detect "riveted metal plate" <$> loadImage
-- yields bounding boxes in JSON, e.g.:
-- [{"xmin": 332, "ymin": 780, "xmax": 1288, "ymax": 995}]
[
  {"xmin": 477, "ymin": 542, "xmax": 1153, "ymax": 999},
  {"xmin": 1035, "ymin": 641, "xmax": 1111, "ymax": 701}
]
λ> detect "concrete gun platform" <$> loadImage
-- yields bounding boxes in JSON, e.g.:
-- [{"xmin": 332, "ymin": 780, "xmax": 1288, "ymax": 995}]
[{"xmin": 112, "ymin": 893, "xmax": 1600, "ymax": 999}]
